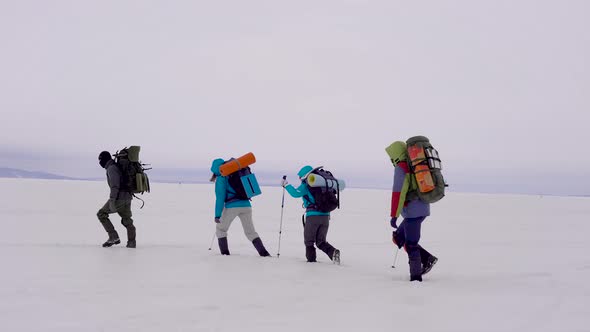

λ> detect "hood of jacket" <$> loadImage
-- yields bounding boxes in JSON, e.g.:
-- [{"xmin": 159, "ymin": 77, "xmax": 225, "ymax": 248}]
[{"xmin": 210, "ymin": 158, "xmax": 225, "ymax": 176}]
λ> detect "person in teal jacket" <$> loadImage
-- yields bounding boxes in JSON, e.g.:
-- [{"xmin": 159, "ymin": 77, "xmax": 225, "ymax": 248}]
[
  {"xmin": 282, "ymin": 165, "xmax": 341, "ymax": 264},
  {"xmin": 210, "ymin": 158, "xmax": 270, "ymax": 257}
]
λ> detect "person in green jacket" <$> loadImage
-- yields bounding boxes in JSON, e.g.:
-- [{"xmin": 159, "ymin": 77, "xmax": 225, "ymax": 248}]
[
  {"xmin": 210, "ymin": 158, "xmax": 270, "ymax": 257},
  {"xmin": 282, "ymin": 165, "xmax": 340, "ymax": 264}
]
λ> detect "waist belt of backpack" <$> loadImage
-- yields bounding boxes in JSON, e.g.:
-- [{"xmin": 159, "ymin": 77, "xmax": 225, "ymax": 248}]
[
  {"xmin": 305, "ymin": 206, "xmax": 320, "ymax": 213},
  {"xmin": 225, "ymin": 194, "xmax": 249, "ymax": 204}
]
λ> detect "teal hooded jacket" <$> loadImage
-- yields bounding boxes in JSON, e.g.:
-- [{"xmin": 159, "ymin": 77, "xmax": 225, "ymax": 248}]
[
  {"xmin": 285, "ymin": 165, "xmax": 330, "ymax": 217},
  {"xmin": 211, "ymin": 158, "xmax": 252, "ymax": 218}
]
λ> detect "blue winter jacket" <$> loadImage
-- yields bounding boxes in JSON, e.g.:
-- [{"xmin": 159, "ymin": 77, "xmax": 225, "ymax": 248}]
[
  {"xmin": 211, "ymin": 158, "xmax": 251, "ymax": 219},
  {"xmin": 285, "ymin": 182, "xmax": 330, "ymax": 217}
]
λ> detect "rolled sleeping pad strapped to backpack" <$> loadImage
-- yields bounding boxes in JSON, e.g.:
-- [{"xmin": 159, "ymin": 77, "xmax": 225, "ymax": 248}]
[
  {"xmin": 136, "ymin": 172, "xmax": 150, "ymax": 193},
  {"xmin": 219, "ymin": 152, "xmax": 256, "ymax": 176},
  {"xmin": 307, "ymin": 173, "xmax": 346, "ymax": 191},
  {"xmin": 126, "ymin": 146, "xmax": 141, "ymax": 162}
]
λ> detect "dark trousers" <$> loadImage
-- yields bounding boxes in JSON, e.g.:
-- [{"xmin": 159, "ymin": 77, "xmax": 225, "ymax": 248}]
[
  {"xmin": 304, "ymin": 215, "xmax": 337, "ymax": 260},
  {"xmin": 97, "ymin": 200, "xmax": 135, "ymax": 241},
  {"xmin": 393, "ymin": 217, "xmax": 426, "ymax": 278}
]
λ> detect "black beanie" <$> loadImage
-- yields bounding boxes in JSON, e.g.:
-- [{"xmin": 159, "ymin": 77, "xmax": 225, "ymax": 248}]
[{"xmin": 99, "ymin": 151, "xmax": 112, "ymax": 168}]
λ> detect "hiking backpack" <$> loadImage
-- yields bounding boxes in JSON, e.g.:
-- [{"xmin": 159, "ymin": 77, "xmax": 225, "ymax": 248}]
[
  {"xmin": 405, "ymin": 136, "xmax": 446, "ymax": 203},
  {"xmin": 114, "ymin": 146, "xmax": 151, "ymax": 198},
  {"xmin": 303, "ymin": 167, "xmax": 340, "ymax": 213},
  {"xmin": 226, "ymin": 166, "xmax": 261, "ymax": 202}
]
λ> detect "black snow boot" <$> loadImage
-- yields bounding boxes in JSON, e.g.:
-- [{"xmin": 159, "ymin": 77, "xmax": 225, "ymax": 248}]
[
  {"xmin": 391, "ymin": 230, "xmax": 404, "ymax": 249},
  {"xmin": 410, "ymin": 275, "xmax": 423, "ymax": 282},
  {"xmin": 422, "ymin": 255, "xmax": 438, "ymax": 275},
  {"xmin": 125, "ymin": 225, "xmax": 136, "ymax": 248},
  {"xmin": 317, "ymin": 242, "xmax": 336, "ymax": 260},
  {"xmin": 407, "ymin": 243, "xmax": 422, "ymax": 281},
  {"xmin": 419, "ymin": 246, "xmax": 432, "ymax": 265},
  {"xmin": 102, "ymin": 232, "xmax": 121, "ymax": 247},
  {"xmin": 218, "ymin": 237, "xmax": 230, "ymax": 255},
  {"xmin": 332, "ymin": 249, "xmax": 341, "ymax": 265},
  {"xmin": 252, "ymin": 237, "xmax": 271, "ymax": 257},
  {"xmin": 418, "ymin": 245, "xmax": 437, "ymax": 275},
  {"xmin": 305, "ymin": 246, "xmax": 317, "ymax": 262}
]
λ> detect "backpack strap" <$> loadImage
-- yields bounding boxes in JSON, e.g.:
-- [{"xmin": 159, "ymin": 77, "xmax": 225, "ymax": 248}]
[{"xmin": 133, "ymin": 193, "xmax": 145, "ymax": 209}]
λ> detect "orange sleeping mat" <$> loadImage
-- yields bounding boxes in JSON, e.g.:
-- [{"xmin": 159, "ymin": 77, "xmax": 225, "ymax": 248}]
[{"xmin": 219, "ymin": 152, "xmax": 256, "ymax": 176}]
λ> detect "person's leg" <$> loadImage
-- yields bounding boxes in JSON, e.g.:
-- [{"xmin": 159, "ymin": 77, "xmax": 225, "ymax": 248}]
[
  {"xmin": 315, "ymin": 216, "xmax": 337, "ymax": 260},
  {"xmin": 237, "ymin": 208, "xmax": 271, "ymax": 257},
  {"xmin": 97, "ymin": 201, "xmax": 119, "ymax": 247},
  {"xmin": 303, "ymin": 215, "xmax": 320, "ymax": 262},
  {"xmin": 403, "ymin": 217, "xmax": 425, "ymax": 281},
  {"xmin": 237, "ymin": 208, "xmax": 260, "ymax": 242},
  {"xmin": 392, "ymin": 220, "xmax": 407, "ymax": 249},
  {"xmin": 216, "ymin": 208, "xmax": 238, "ymax": 255},
  {"xmin": 118, "ymin": 201, "xmax": 135, "ymax": 248}
]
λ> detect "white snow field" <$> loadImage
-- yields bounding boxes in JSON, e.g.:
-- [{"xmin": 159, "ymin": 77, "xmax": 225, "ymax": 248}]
[{"xmin": 1, "ymin": 178, "xmax": 589, "ymax": 332}]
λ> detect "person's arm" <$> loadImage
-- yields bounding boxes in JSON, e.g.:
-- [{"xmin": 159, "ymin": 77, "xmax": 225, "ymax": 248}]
[
  {"xmin": 390, "ymin": 162, "xmax": 410, "ymax": 218},
  {"xmin": 214, "ymin": 177, "xmax": 227, "ymax": 219},
  {"xmin": 285, "ymin": 183, "xmax": 305, "ymax": 198},
  {"xmin": 107, "ymin": 165, "xmax": 121, "ymax": 201}
]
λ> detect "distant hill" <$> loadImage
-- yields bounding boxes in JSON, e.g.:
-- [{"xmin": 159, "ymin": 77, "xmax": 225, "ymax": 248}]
[{"xmin": 0, "ymin": 167, "xmax": 74, "ymax": 180}]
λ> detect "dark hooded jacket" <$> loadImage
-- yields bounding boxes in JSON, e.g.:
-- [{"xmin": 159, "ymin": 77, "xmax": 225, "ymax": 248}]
[{"xmin": 105, "ymin": 159, "xmax": 133, "ymax": 201}]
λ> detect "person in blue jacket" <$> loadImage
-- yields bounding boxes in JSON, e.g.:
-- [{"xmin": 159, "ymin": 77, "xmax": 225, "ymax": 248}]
[
  {"xmin": 210, "ymin": 158, "xmax": 270, "ymax": 257},
  {"xmin": 282, "ymin": 165, "xmax": 340, "ymax": 264},
  {"xmin": 386, "ymin": 141, "xmax": 438, "ymax": 282}
]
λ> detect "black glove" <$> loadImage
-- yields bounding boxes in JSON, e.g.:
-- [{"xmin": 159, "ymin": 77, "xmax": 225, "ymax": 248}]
[{"xmin": 390, "ymin": 217, "xmax": 398, "ymax": 229}]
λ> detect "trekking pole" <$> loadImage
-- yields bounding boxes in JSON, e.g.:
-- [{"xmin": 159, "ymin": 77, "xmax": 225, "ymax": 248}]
[
  {"xmin": 392, "ymin": 247, "xmax": 399, "ymax": 268},
  {"xmin": 208, "ymin": 232, "xmax": 216, "ymax": 251},
  {"xmin": 277, "ymin": 175, "xmax": 287, "ymax": 258}
]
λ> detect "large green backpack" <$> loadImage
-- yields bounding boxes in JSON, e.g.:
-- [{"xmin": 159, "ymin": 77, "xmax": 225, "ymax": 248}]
[
  {"xmin": 405, "ymin": 136, "xmax": 446, "ymax": 203},
  {"xmin": 114, "ymin": 146, "xmax": 151, "ymax": 206}
]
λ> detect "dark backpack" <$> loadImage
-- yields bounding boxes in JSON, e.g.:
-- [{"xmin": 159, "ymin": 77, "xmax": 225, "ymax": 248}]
[
  {"xmin": 114, "ymin": 146, "xmax": 151, "ymax": 196},
  {"xmin": 226, "ymin": 166, "xmax": 261, "ymax": 202},
  {"xmin": 303, "ymin": 167, "xmax": 340, "ymax": 213}
]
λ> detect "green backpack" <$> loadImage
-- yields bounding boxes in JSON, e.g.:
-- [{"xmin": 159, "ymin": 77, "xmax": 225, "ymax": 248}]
[
  {"xmin": 405, "ymin": 136, "xmax": 447, "ymax": 204},
  {"xmin": 114, "ymin": 146, "xmax": 151, "ymax": 206}
]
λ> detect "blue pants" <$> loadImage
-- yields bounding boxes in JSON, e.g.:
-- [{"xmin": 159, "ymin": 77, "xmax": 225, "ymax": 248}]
[
  {"xmin": 393, "ymin": 217, "xmax": 426, "ymax": 278},
  {"xmin": 394, "ymin": 216, "xmax": 424, "ymax": 247}
]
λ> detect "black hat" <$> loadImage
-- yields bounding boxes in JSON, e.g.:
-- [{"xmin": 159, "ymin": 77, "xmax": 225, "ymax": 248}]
[{"xmin": 98, "ymin": 151, "xmax": 112, "ymax": 168}]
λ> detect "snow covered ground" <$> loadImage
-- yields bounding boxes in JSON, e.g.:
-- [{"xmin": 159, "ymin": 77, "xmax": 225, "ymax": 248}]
[{"xmin": 1, "ymin": 178, "xmax": 589, "ymax": 332}]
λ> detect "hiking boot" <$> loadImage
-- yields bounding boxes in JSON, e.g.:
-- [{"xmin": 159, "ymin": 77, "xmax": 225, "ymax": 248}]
[
  {"xmin": 391, "ymin": 230, "xmax": 403, "ymax": 249},
  {"xmin": 252, "ymin": 238, "xmax": 271, "ymax": 257},
  {"xmin": 422, "ymin": 255, "xmax": 438, "ymax": 275},
  {"xmin": 102, "ymin": 235, "xmax": 121, "ymax": 248},
  {"xmin": 410, "ymin": 275, "xmax": 423, "ymax": 282},
  {"xmin": 218, "ymin": 237, "xmax": 230, "ymax": 255},
  {"xmin": 332, "ymin": 249, "xmax": 341, "ymax": 265},
  {"xmin": 126, "ymin": 240, "xmax": 136, "ymax": 248},
  {"xmin": 305, "ymin": 246, "xmax": 317, "ymax": 262}
]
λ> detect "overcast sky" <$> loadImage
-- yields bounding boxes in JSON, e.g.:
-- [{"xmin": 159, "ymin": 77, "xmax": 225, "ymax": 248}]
[{"xmin": 1, "ymin": 1, "xmax": 588, "ymax": 193}]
